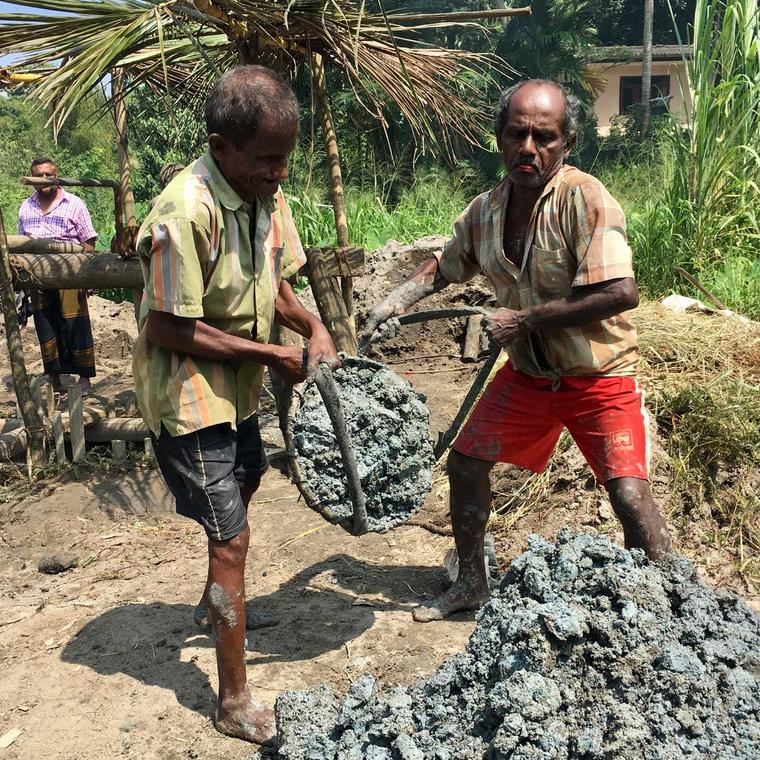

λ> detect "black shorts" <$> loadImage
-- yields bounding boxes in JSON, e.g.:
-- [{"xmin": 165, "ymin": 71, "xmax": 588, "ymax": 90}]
[{"xmin": 151, "ymin": 415, "xmax": 269, "ymax": 542}]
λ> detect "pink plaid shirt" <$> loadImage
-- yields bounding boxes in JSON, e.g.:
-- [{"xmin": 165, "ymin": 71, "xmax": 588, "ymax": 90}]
[{"xmin": 17, "ymin": 190, "xmax": 97, "ymax": 245}]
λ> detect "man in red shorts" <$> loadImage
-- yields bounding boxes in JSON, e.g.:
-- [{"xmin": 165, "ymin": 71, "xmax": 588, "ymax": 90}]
[{"xmin": 362, "ymin": 79, "xmax": 671, "ymax": 622}]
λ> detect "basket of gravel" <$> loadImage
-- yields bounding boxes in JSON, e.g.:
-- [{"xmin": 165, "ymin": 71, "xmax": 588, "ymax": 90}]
[{"xmin": 283, "ymin": 356, "xmax": 435, "ymax": 535}]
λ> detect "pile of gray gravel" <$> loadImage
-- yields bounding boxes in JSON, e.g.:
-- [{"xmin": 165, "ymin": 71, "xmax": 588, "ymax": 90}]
[
  {"xmin": 293, "ymin": 358, "xmax": 434, "ymax": 532},
  {"xmin": 269, "ymin": 529, "xmax": 760, "ymax": 759}
]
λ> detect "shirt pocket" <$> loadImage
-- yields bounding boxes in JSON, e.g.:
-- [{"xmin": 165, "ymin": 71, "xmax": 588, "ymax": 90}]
[{"xmin": 528, "ymin": 246, "xmax": 574, "ymax": 299}]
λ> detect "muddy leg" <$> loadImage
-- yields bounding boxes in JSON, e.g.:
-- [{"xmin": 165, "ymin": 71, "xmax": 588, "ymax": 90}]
[
  {"xmin": 206, "ymin": 526, "xmax": 275, "ymax": 744},
  {"xmin": 606, "ymin": 477, "xmax": 671, "ymax": 560},
  {"xmin": 195, "ymin": 483, "xmax": 278, "ymax": 631},
  {"xmin": 414, "ymin": 450, "xmax": 494, "ymax": 622}
]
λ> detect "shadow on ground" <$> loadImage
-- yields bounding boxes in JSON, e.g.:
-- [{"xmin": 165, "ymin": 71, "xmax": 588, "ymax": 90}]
[{"xmin": 61, "ymin": 555, "xmax": 462, "ymax": 716}]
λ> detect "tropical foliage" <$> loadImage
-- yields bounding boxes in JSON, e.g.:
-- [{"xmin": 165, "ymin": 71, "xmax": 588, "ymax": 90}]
[
  {"xmin": 0, "ymin": 0, "xmax": 509, "ymax": 152},
  {"xmin": 627, "ymin": 0, "xmax": 760, "ymax": 315}
]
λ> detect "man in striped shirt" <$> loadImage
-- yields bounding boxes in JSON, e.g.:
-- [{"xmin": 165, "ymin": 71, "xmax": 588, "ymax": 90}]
[
  {"xmin": 17, "ymin": 157, "xmax": 98, "ymax": 394},
  {"xmin": 133, "ymin": 66, "xmax": 338, "ymax": 745},
  {"xmin": 363, "ymin": 79, "xmax": 671, "ymax": 622}
]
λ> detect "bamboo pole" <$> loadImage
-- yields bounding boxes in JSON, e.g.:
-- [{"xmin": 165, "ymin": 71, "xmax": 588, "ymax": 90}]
[
  {"xmin": 85, "ymin": 417, "xmax": 148, "ymax": 442},
  {"xmin": 305, "ymin": 247, "xmax": 358, "ymax": 355},
  {"xmin": 68, "ymin": 382, "xmax": 85, "ymax": 463},
  {"xmin": 7, "ymin": 236, "xmax": 86, "ymax": 255},
  {"xmin": 311, "ymin": 52, "xmax": 355, "ymax": 339},
  {"xmin": 0, "ymin": 210, "xmax": 45, "ymax": 472},
  {"xmin": 21, "ymin": 176, "xmax": 119, "ymax": 190},
  {"xmin": 112, "ymin": 71, "xmax": 137, "ymax": 230},
  {"xmin": 112, "ymin": 69, "xmax": 142, "ymax": 318},
  {"xmin": 51, "ymin": 411, "xmax": 67, "ymax": 464},
  {"xmin": 10, "ymin": 251, "xmax": 142, "ymax": 290}
]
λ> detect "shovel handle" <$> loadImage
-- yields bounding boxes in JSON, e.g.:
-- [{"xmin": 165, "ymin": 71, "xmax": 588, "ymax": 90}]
[
  {"xmin": 434, "ymin": 349, "xmax": 501, "ymax": 461},
  {"xmin": 312, "ymin": 363, "xmax": 369, "ymax": 535}
]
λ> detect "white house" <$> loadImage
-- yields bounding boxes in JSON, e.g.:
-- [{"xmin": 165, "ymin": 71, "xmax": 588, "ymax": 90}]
[{"xmin": 589, "ymin": 45, "xmax": 693, "ymax": 134}]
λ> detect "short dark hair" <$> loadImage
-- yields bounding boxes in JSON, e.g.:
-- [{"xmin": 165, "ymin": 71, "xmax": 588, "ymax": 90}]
[
  {"xmin": 495, "ymin": 79, "xmax": 580, "ymax": 145},
  {"xmin": 205, "ymin": 65, "xmax": 299, "ymax": 147},
  {"xmin": 31, "ymin": 157, "xmax": 56, "ymax": 170}
]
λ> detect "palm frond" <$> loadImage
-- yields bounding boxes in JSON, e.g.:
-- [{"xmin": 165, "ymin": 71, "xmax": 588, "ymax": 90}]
[{"xmin": 0, "ymin": 0, "xmax": 512, "ymax": 150}]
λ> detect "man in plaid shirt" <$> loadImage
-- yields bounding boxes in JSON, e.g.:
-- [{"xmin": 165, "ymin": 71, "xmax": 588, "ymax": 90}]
[
  {"xmin": 363, "ymin": 79, "xmax": 672, "ymax": 622},
  {"xmin": 18, "ymin": 157, "xmax": 98, "ymax": 394}
]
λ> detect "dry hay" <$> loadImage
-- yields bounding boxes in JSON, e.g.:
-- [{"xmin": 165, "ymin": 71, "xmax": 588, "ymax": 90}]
[{"xmin": 633, "ymin": 300, "xmax": 760, "ymax": 384}]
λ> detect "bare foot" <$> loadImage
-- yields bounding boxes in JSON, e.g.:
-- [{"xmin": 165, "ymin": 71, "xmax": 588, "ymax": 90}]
[
  {"xmin": 194, "ymin": 600, "xmax": 279, "ymax": 631},
  {"xmin": 413, "ymin": 580, "xmax": 490, "ymax": 623},
  {"xmin": 214, "ymin": 697, "xmax": 276, "ymax": 745},
  {"xmin": 78, "ymin": 377, "xmax": 92, "ymax": 397}
]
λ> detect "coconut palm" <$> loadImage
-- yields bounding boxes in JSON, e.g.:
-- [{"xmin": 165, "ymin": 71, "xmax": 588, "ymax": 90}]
[
  {"xmin": 641, "ymin": 0, "xmax": 655, "ymax": 132},
  {"xmin": 0, "ymin": 1, "xmax": 516, "ymax": 154}
]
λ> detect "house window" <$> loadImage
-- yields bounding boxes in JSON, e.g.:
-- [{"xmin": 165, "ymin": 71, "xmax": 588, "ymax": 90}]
[{"xmin": 619, "ymin": 75, "xmax": 671, "ymax": 114}]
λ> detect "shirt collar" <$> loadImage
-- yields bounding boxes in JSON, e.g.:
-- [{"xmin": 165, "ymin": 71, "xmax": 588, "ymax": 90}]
[
  {"xmin": 32, "ymin": 187, "xmax": 68, "ymax": 214},
  {"xmin": 489, "ymin": 163, "xmax": 569, "ymax": 210},
  {"xmin": 201, "ymin": 149, "xmax": 277, "ymax": 215}
]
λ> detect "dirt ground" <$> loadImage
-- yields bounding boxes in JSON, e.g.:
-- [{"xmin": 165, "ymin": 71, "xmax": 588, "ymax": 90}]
[{"xmin": 0, "ymin": 244, "xmax": 757, "ymax": 758}]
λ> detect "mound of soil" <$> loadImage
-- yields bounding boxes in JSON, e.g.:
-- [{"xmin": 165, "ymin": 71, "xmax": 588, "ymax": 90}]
[
  {"xmin": 270, "ymin": 529, "xmax": 760, "ymax": 759},
  {"xmin": 293, "ymin": 358, "xmax": 434, "ymax": 532}
]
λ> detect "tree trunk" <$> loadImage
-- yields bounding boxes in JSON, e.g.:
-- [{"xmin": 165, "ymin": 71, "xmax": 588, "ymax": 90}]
[
  {"xmin": 305, "ymin": 247, "xmax": 358, "ymax": 355},
  {"xmin": 7, "ymin": 236, "xmax": 85, "ymax": 255},
  {"xmin": 10, "ymin": 251, "xmax": 143, "ymax": 290},
  {"xmin": 641, "ymin": 0, "xmax": 655, "ymax": 133},
  {"xmin": 0, "ymin": 211, "xmax": 45, "ymax": 472},
  {"xmin": 112, "ymin": 71, "xmax": 137, "ymax": 229},
  {"xmin": 311, "ymin": 53, "xmax": 355, "ymax": 339},
  {"xmin": 112, "ymin": 69, "xmax": 142, "ymax": 319}
]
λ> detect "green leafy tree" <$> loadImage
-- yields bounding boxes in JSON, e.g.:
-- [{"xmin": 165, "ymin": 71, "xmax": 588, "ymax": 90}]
[{"xmin": 596, "ymin": 0, "xmax": 695, "ymax": 45}]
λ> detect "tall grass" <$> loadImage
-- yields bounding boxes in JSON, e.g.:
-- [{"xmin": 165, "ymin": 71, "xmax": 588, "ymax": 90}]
[
  {"xmin": 631, "ymin": 0, "xmax": 760, "ymax": 315},
  {"xmin": 287, "ymin": 172, "xmax": 469, "ymax": 252}
]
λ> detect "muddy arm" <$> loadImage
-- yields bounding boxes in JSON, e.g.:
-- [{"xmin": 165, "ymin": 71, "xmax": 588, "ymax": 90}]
[{"xmin": 358, "ymin": 257, "xmax": 450, "ymax": 353}]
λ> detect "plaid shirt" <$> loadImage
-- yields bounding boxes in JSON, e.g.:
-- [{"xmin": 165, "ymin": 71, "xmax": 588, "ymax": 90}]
[
  {"xmin": 17, "ymin": 190, "xmax": 97, "ymax": 244},
  {"xmin": 132, "ymin": 150, "xmax": 306, "ymax": 437},
  {"xmin": 438, "ymin": 165, "xmax": 638, "ymax": 379}
]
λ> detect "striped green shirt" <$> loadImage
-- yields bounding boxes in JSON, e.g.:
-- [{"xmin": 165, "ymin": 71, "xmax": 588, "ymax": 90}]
[{"xmin": 132, "ymin": 150, "xmax": 306, "ymax": 436}]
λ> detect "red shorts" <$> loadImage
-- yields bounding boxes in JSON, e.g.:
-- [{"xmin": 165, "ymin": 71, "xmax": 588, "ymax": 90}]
[{"xmin": 453, "ymin": 362, "xmax": 650, "ymax": 484}]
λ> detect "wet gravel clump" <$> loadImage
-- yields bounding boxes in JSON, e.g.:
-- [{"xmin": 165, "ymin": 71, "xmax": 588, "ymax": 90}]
[
  {"xmin": 293, "ymin": 358, "xmax": 434, "ymax": 532},
  {"xmin": 269, "ymin": 529, "xmax": 760, "ymax": 759}
]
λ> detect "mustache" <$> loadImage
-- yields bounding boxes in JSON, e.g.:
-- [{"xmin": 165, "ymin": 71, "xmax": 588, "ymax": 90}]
[{"xmin": 513, "ymin": 159, "xmax": 538, "ymax": 169}]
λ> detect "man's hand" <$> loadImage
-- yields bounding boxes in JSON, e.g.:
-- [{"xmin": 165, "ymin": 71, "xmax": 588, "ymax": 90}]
[
  {"xmin": 484, "ymin": 308, "xmax": 531, "ymax": 347},
  {"xmin": 307, "ymin": 325, "xmax": 340, "ymax": 378},
  {"xmin": 361, "ymin": 299, "xmax": 405, "ymax": 349},
  {"xmin": 359, "ymin": 257, "xmax": 448, "ymax": 352},
  {"xmin": 270, "ymin": 345, "xmax": 308, "ymax": 385}
]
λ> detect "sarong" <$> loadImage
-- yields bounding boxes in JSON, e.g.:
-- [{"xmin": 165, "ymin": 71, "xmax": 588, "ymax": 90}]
[{"xmin": 31, "ymin": 288, "xmax": 96, "ymax": 377}]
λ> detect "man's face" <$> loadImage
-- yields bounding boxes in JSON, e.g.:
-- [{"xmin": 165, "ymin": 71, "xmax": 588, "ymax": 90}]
[
  {"xmin": 31, "ymin": 161, "xmax": 58, "ymax": 198},
  {"xmin": 498, "ymin": 84, "xmax": 574, "ymax": 191},
  {"xmin": 209, "ymin": 118, "xmax": 298, "ymax": 202}
]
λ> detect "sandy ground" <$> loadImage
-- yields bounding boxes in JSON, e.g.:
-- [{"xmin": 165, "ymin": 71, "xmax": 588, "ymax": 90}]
[
  {"xmin": 0, "ymin": 460, "xmax": 474, "ymax": 760},
  {"xmin": 0, "ymin": 288, "xmax": 479, "ymax": 759}
]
